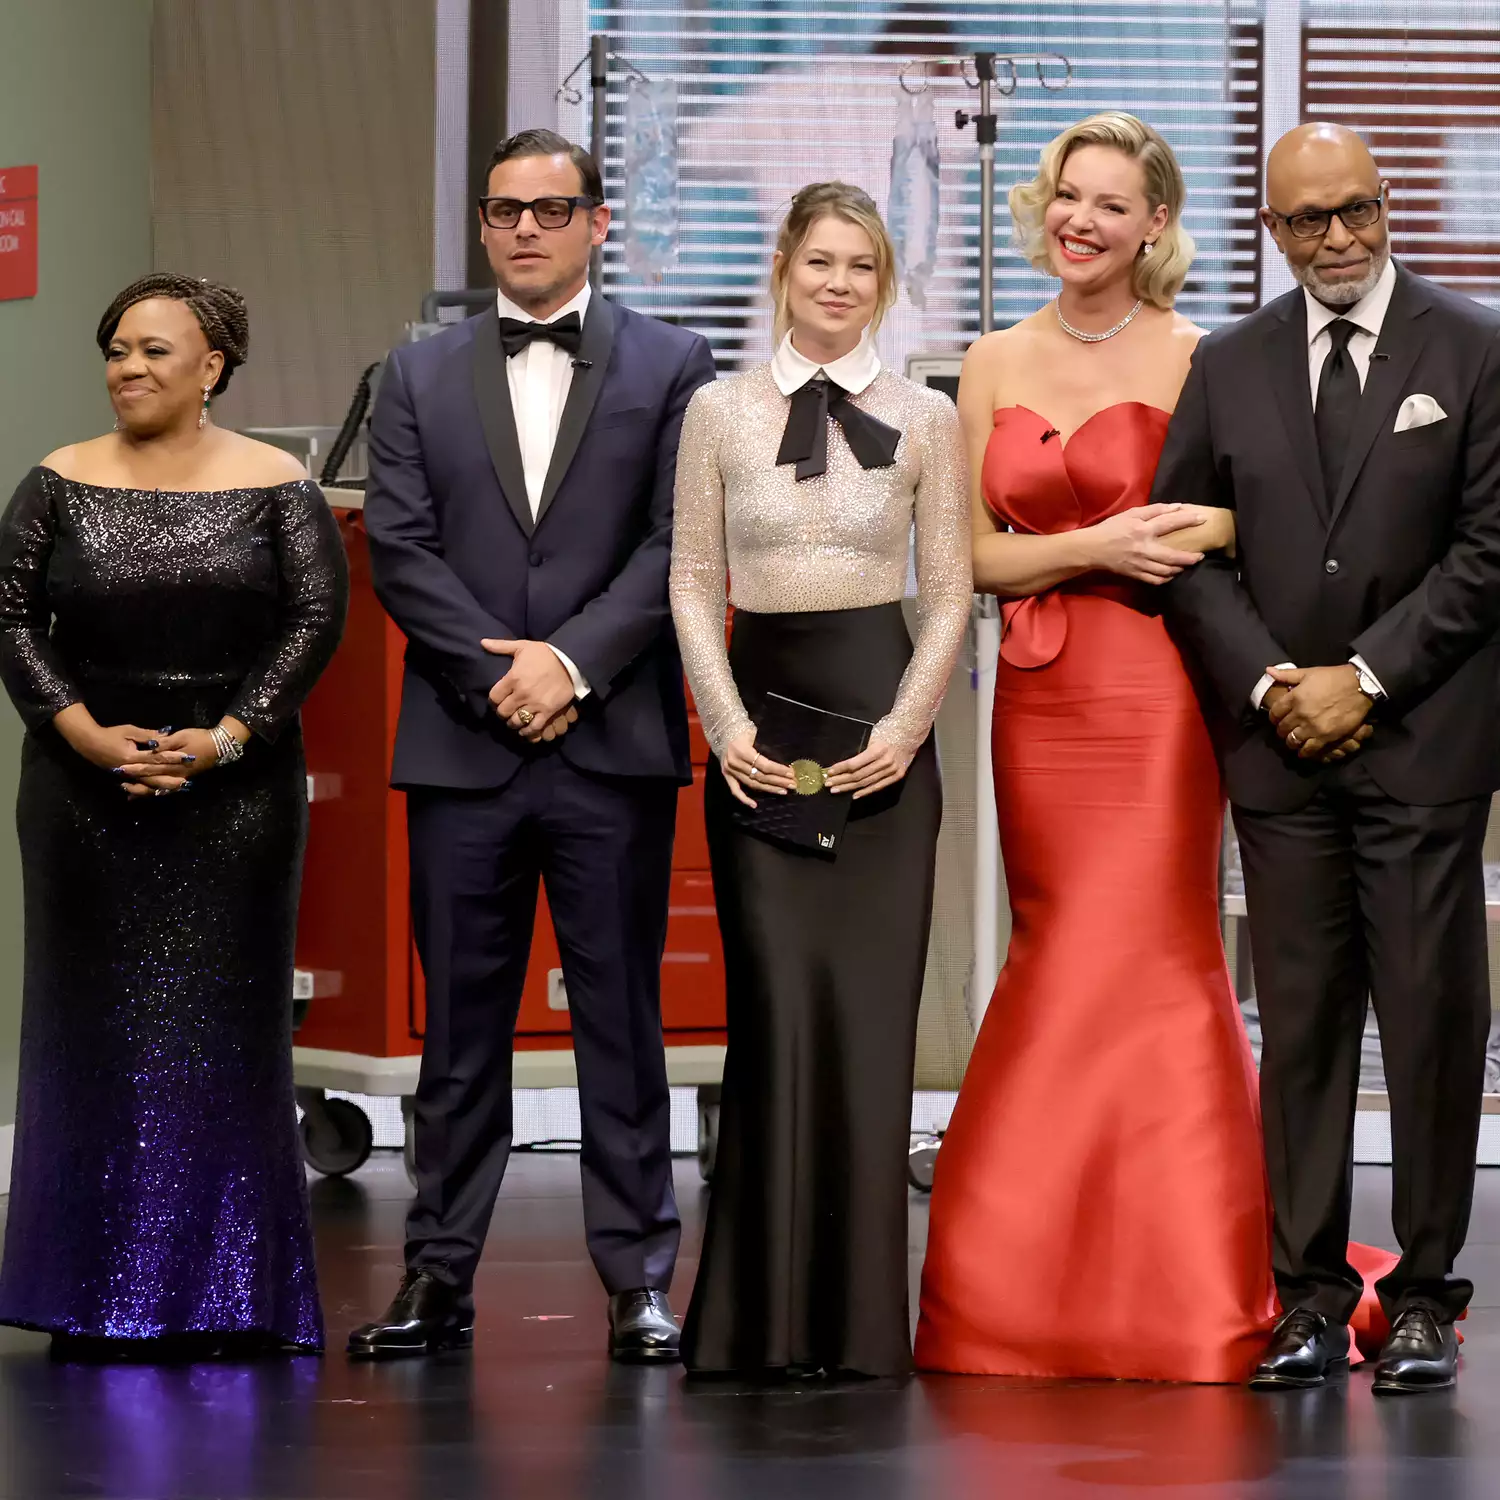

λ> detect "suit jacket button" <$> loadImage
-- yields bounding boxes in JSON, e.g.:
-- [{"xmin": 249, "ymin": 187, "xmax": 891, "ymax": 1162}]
[
  {"xmin": 1325, "ymin": 558, "xmax": 1339, "ymax": 574},
  {"xmin": 529, "ymin": 552, "xmax": 543, "ymax": 567}
]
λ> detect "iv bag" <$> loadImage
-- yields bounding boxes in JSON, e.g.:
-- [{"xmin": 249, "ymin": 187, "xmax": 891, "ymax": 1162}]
[
  {"xmin": 888, "ymin": 88, "xmax": 940, "ymax": 311},
  {"xmin": 623, "ymin": 78, "xmax": 680, "ymax": 282}
]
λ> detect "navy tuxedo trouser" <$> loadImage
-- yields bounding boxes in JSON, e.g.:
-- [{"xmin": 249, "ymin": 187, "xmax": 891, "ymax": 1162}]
[{"xmin": 402, "ymin": 755, "xmax": 681, "ymax": 1309}]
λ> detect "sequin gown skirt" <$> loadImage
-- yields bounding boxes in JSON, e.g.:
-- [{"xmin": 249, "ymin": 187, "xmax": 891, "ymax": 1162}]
[
  {"xmin": 5, "ymin": 718, "xmax": 320, "ymax": 1345},
  {"xmin": 682, "ymin": 603, "xmax": 940, "ymax": 1378},
  {"xmin": 0, "ymin": 470, "xmax": 345, "ymax": 1349}
]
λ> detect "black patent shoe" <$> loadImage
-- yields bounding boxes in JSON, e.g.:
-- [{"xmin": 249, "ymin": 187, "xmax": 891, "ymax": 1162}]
[
  {"xmin": 347, "ymin": 1268, "xmax": 474, "ymax": 1360},
  {"xmin": 1249, "ymin": 1308, "xmax": 1350, "ymax": 1390},
  {"xmin": 1372, "ymin": 1307, "xmax": 1458, "ymax": 1395},
  {"xmin": 608, "ymin": 1289, "xmax": 681, "ymax": 1364}
]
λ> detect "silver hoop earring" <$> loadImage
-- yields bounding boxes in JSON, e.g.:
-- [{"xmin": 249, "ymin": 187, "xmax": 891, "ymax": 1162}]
[{"xmin": 198, "ymin": 385, "xmax": 212, "ymax": 430}]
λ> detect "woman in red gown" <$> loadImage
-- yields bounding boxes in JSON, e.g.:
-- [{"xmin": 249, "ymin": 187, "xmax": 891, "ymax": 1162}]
[{"xmin": 915, "ymin": 113, "xmax": 1392, "ymax": 1383}]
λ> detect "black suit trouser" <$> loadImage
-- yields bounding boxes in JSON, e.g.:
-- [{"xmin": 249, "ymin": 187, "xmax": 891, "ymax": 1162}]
[
  {"xmin": 402, "ymin": 756, "xmax": 681, "ymax": 1309},
  {"xmin": 1233, "ymin": 758, "xmax": 1490, "ymax": 1324}
]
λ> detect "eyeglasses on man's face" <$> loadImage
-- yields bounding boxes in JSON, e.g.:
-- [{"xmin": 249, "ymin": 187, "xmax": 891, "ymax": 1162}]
[
  {"xmin": 478, "ymin": 195, "xmax": 600, "ymax": 231},
  {"xmin": 1266, "ymin": 193, "xmax": 1385, "ymax": 241}
]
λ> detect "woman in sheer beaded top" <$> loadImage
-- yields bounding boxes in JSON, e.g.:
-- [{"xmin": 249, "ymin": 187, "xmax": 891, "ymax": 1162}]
[
  {"xmin": 0, "ymin": 273, "xmax": 347, "ymax": 1357},
  {"xmin": 669, "ymin": 182, "xmax": 970, "ymax": 1379}
]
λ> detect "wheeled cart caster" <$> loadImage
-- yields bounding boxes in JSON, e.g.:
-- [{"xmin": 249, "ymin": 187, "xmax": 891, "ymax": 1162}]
[
  {"xmin": 908, "ymin": 1134, "xmax": 943, "ymax": 1192},
  {"xmin": 697, "ymin": 1083, "xmax": 721, "ymax": 1182},
  {"xmin": 295, "ymin": 1088, "xmax": 374, "ymax": 1176}
]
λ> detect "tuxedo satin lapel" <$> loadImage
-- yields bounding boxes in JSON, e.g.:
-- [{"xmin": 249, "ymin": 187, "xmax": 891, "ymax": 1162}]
[
  {"xmin": 1327, "ymin": 274, "xmax": 1434, "ymax": 530},
  {"xmin": 1265, "ymin": 295, "xmax": 1329, "ymax": 521},
  {"xmin": 470, "ymin": 305, "xmax": 534, "ymax": 537},
  {"xmin": 537, "ymin": 296, "xmax": 617, "ymax": 526}
]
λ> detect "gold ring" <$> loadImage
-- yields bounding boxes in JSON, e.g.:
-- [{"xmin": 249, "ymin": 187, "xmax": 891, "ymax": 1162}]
[
  {"xmin": 1287, "ymin": 729, "xmax": 1300, "ymax": 746},
  {"xmin": 517, "ymin": 709, "xmax": 535, "ymax": 728}
]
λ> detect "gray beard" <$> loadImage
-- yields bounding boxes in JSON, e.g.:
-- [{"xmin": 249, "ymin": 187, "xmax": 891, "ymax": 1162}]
[{"xmin": 1291, "ymin": 244, "xmax": 1389, "ymax": 307}]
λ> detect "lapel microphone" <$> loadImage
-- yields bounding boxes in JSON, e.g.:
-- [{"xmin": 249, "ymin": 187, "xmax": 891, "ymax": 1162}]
[
  {"xmin": 571, "ymin": 358, "xmax": 594, "ymax": 369},
  {"xmin": 1371, "ymin": 352, "xmax": 1391, "ymax": 362},
  {"xmin": 1040, "ymin": 428, "xmax": 1061, "ymax": 444}
]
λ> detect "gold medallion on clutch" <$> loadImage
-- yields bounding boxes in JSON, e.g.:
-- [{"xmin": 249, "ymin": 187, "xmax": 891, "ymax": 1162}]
[{"xmin": 790, "ymin": 759, "xmax": 826, "ymax": 796}]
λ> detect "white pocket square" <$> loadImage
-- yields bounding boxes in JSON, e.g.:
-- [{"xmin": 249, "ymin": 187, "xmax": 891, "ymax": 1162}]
[{"xmin": 1394, "ymin": 393, "xmax": 1447, "ymax": 432}]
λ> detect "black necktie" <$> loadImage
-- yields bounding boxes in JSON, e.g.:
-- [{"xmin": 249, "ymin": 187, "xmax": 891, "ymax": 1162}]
[
  {"xmin": 498, "ymin": 312, "xmax": 583, "ymax": 360},
  {"xmin": 775, "ymin": 376, "xmax": 902, "ymax": 481},
  {"xmin": 1314, "ymin": 319, "xmax": 1361, "ymax": 503}
]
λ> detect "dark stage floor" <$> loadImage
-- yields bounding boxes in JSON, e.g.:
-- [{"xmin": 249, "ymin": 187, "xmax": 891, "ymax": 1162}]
[{"xmin": 1, "ymin": 1156, "xmax": 1498, "ymax": 1499}]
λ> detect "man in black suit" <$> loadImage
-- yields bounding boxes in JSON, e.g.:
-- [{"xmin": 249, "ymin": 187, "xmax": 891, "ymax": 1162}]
[
  {"xmin": 349, "ymin": 130, "xmax": 716, "ymax": 1361},
  {"xmin": 1158, "ymin": 123, "xmax": 1500, "ymax": 1394}
]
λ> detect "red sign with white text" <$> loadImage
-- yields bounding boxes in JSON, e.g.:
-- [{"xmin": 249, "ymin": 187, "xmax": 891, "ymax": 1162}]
[{"xmin": 0, "ymin": 167, "xmax": 38, "ymax": 301}]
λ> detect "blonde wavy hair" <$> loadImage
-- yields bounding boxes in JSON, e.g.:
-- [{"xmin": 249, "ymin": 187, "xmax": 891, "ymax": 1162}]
[
  {"xmin": 770, "ymin": 182, "xmax": 899, "ymax": 342},
  {"xmin": 1008, "ymin": 113, "xmax": 1194, "ymax": 311}
]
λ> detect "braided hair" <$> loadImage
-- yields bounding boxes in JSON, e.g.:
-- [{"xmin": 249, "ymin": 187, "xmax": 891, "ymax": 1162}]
[{"xmin": 95, "ymin": 273, "xmax": 249, "ymax": 394}]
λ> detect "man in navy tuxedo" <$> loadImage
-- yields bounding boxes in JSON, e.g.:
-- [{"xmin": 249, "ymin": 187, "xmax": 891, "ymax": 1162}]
[{"xmin": 349, "ymin": 130, "xmax": 715, "ymax": 1361}]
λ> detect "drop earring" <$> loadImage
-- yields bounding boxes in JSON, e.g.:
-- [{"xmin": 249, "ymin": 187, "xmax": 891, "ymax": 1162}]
[{"xmin": 198, "ymin": 385, "xmax": 212, "ymax": 430}]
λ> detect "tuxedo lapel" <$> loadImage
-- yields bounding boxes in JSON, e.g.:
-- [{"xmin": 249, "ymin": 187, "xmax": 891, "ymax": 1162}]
[
  {"xmin": 1264, "ymin": 292, "xmax": 1330, "ymax": 521},
  {"xmin": 536, "ymin": 296, "xmax": 617, "ymax": 527},
  {"xmin": 1327, "ymin": 269, "xmax": 1434, "ymax": 530},
  {"xmin": 470, "ymin": 304, "xmax": 534, "ymax": 538}
]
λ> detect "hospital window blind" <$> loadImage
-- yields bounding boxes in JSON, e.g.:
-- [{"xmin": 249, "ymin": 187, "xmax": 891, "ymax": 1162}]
[
  {"xmin": 586, "ymin": 1, "xmax": 1266, "ymax": 372},
  {"xmin": 1302, "ymin": 3, "xmax": 1500, "ymax": 309}
]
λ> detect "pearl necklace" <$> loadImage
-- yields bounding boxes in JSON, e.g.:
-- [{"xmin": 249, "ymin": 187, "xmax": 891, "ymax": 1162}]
[{"xmin": 1056, "ymin": 298, "xmax": 1144, "ymax": 343}]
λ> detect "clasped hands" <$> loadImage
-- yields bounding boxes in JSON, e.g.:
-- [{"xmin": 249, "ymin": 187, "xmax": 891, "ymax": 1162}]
[
  {"xmin": 720, "ymin": 732, "xmax": 912, "ymax": 810},
  {"xmin": 58, "ymin": 712, "xmax": 239, "ymax": 797},
  {"xmin": 1263, "ymin": 664, "xmax": 1374, "ymax": 764},
  {"xmin": 483, "ymin": 638, "xmax": 578, "ymax": 742}
]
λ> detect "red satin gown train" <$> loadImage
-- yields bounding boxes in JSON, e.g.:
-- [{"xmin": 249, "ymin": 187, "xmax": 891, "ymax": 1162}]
[{"xmin": 915, "ymin": 404, "xmax": 1392, "ymax": 1383}]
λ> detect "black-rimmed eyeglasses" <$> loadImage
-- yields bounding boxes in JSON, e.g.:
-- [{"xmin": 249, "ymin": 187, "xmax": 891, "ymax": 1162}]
[
  {"xmin": 478, "ymin": 195, "xmax": 601, "ymax": 231},
  {"xmin": 1265, "ymin": 193, "xmax": 1384, "ymax": 241}
]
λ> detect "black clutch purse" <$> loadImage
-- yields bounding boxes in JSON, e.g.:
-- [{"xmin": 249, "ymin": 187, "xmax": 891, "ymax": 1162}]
[{"xmin": 728, "ymin": 692, "xmax": 873, "ymax": 855}]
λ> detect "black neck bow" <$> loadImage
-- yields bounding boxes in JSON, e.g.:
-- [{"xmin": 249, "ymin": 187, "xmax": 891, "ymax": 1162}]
[
  {"xmin": 775, "ymin": 376, "xmax": 902, "ymax": 481},
  {"xmin": 498, "ymin": 312, "xmax": 583, "ymax": 359}
]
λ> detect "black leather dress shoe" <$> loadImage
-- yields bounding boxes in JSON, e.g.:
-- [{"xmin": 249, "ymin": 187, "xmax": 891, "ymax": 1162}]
[
  {"xmin": 1249, "ymin": 1308, "xmax": 1350, "ymax": 1390},
  {"xmin": 347, "ymin": 1268, "xmax": 473, "ymax": 1360},
  {"xmin": 1372, "ymin": 1307, "xmax": 1458, "ymax": 1394},
  {"xmin": 608, "ymin": 1289, "xmax": 681, "ymax": 1363}
]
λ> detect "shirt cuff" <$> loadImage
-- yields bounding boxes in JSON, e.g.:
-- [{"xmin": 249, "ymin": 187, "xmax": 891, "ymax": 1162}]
[
  {"xmin": 1349, "ymin": 654, "xmax": 1386, "ymax": 700},
  {"xmin": 545, "ymin": 645, "xmax": 590, "ymax": 700},
  {"xmin": 1251, "ymin": 664, "xmax": 1297, "ymax": 712}
]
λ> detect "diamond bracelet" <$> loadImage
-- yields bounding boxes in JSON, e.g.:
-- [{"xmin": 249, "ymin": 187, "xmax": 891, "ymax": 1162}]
[{"xmin": 210, "ymin": 723, "xmax": 245, "ymax": 767}]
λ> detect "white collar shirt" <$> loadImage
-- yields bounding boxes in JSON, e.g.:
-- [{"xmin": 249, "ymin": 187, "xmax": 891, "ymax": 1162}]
[
  {"xmin": 770, "ymin": 326, "xmax": 882, "ymax": 397},
  {"xmin": 1304, "ymin": 256, "xmax": 1397, "ymax": 404},
  {"xmin": 494, "ymin": 280, "xmax": 593, "ymax": 699}
]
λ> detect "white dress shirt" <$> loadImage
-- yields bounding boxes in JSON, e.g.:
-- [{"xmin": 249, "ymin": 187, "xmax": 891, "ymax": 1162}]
[
  {"xmin": 1248, "ymin": 259, "xmax": 1397, "ymax": 711},
  {"xmin": 496, "ymin": 283, "xmax": 591, "ymax": 698},
  {"xmin": 770, "ymin": 325, "xmax": 882, "ymax": 396},
  {"xmin": 1304, "ymin": 255, "xmax": 1397, "ymax": 405}
]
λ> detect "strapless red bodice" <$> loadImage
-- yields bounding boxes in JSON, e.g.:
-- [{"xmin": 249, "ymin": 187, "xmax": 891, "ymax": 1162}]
[{"xmin": 983, "ymin": 403, "xmax": 1172, "ymax": 669}]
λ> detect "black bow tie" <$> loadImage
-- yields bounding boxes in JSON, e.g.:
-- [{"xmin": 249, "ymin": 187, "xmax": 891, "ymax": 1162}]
[
  {"xmin": 498, "ymin": 312, "xmax": 583, "ymax": 360},
  {"xmin": 775, "ymin": 377, "xmax": 902, "ymax": 481}
]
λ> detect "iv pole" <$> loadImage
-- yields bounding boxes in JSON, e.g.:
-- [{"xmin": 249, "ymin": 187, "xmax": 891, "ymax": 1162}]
[
  {"xmin": 901, "ymin": 49, "xmax": 1070, "ymax": 1030},
  {"xmin": 589, "ymin": 34, "xmax": 608, "ymax": 289},
  {"xmin": 557, "ymin": 35, "xmax": 653, "ymax": 290}
]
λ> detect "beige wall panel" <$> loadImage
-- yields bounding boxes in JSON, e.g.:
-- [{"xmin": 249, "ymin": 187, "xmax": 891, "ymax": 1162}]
[{"xmin": 152, "ymin": 0, "xmax": 437, "ymax": 430}]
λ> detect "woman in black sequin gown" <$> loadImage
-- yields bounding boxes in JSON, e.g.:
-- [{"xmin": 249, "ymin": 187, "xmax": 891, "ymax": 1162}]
[{"xmin": 0, "ymin": 275, "xmax": 347, "ymax": 1354}]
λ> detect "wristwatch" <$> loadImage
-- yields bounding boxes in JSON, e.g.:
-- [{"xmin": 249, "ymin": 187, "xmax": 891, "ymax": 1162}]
[{"xmin": 1353, "ymin": 661, "xmax": 1383, "ymax": 702}]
